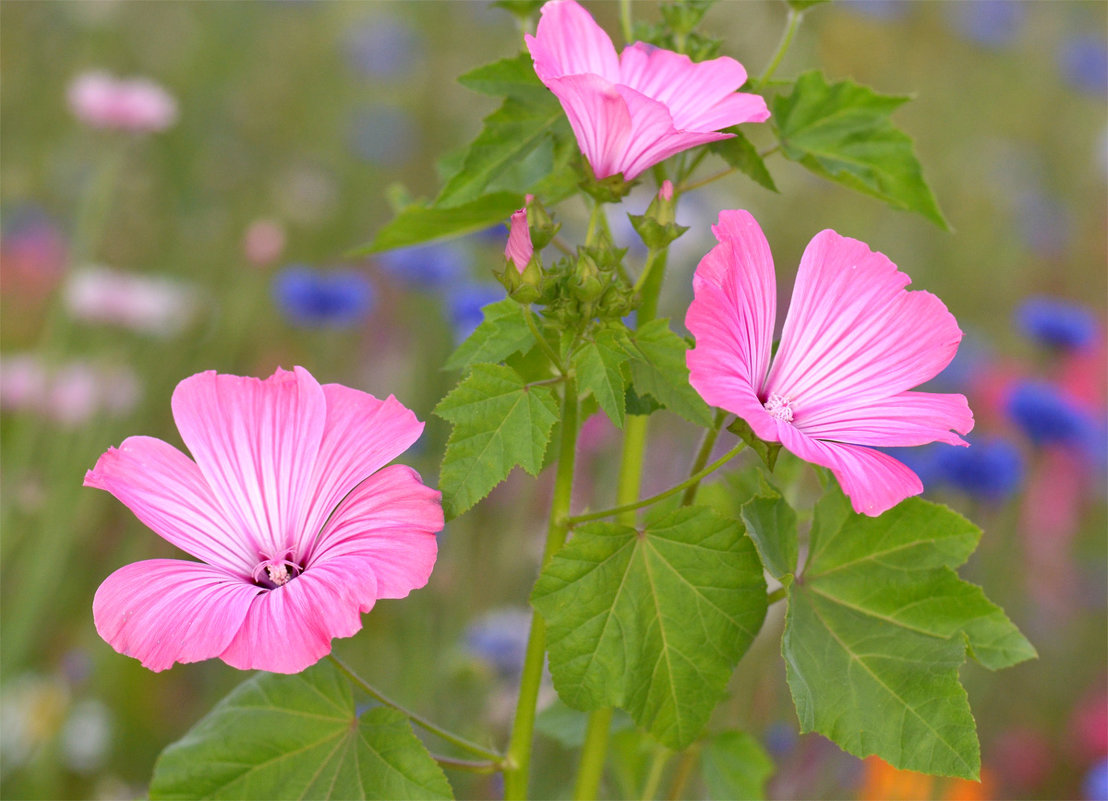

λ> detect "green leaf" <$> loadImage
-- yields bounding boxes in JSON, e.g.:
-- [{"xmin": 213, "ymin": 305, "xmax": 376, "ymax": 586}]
[
  {"xmin": 622, "ymin": 319, "xmax": 715, "ymax": 427},
  {"xmin": 701, "ymin": 730, "xmax": 775, "ymax": 801},
  {"xmin": 534, "ymin": 699, "xmax": 635, "ymax": 749},
  {"xmin": 624, "ymin": 384, "xmax": 665, "ymax": 417},
  {"xmin": 149, "ymin": 661, "xmax": 452, "ymax": 800},
  {"xmin": 740, "ymin": 493, "xmax": 798, "ymax": 581},
  {"xmin": 437, "ymin": 92, "xmax": 564, "ymax": 207},
  {"xmin": 787, "ymin": 0, "xmax": 830, "ymax": 11},
  {"xmin": 708, "ymin": 129, "xmax": 778, "ymax": 192},
  {"xmin": 445, "ymin": 299, "xmax": 533, "ymax": 371},
  {"xmin": 772, "ymin": 71, "xmax": 948, "ymax": 229},
  {"xmin": 457, "ymin": 53, "xmax": 546, "ymax": 100},
  {"xmin": 354, "ymin": 192, "xmax": 522, "ymax": 255},
  {"xmin": 727, "ymin": 416, "xmax": 782, "ymax": 471},
  {"xmin": 573, "ymin": 329, "xmax": 630, "ymax": 428},
  {"xmin": 435, "ymin": 364, "xmax": 559, "ymax": 518},
  {"xmin": 533, "ymin": 506, "xmax": 768, "ymax": 749},
  {"xmin": 783, "ymin": 489, "xmax": 1036, "ymax": 779}
]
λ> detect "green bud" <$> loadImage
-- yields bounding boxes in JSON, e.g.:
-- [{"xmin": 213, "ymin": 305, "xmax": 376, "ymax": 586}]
[{"xmin": 525, "ymin": 196, "xmax": 561, "ymax": 251}]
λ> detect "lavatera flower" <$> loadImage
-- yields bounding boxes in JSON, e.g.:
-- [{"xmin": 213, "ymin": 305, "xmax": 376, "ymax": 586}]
[
  {"xmin": 85, "ymin": 367, "xmax": 442, "ymax": 673},
  {"xmin": 525, "ymin": 0, "xmax": 769, "ymax": 181},
  {"xmin": 686, "ymin": 211, "xmax": 974, "ymax": 516}
]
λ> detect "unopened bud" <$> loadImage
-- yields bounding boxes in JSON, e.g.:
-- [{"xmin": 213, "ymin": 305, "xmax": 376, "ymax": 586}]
[
  {"xmin": 629, "ymin": 181, "xmax": 687, "ymax": 250},
  {"xmin": 504, "ymin": 206, "xmax": 533, "ymax": 274},
  {"xmin": 525, "ymin": 195, "xmax": 560, "ymax": 251}
]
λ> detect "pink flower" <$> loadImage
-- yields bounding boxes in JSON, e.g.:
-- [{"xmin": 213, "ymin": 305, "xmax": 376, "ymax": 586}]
[
  {"xmin": 67, "ymin": 71, "xmax": 177, "ymax": 133},
  {"xmin": 242, "ymin": 219, "xmax": 286, "ymax": 267},
  {"xmin": 505, "ymin": 206, "xmax": 533, "ymax": 273},
  {"xmin": 86, "ymin": 367, "xmax": 442, "ymax": 673},
  {"xmin": 685, "ymin": 210, "xmax": 973, "ymax": 516},
  {"xmin": 63, "ymin": 265, "xmax": 197, "ymax": 337},
  {"xmin": 525, "ymin": 0, "xmax": 768, "ymax": 181}
]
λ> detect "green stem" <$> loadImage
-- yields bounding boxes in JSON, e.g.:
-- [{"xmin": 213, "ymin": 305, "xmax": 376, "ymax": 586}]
[
  {"xmin": 631, "ymin": 247, "xmax": 665, "ymax": 297},
  {"xmin": 523, "ymin": 305, "xmax": 564, "ymax": 372},
  {"xmin": 566, "ymin": 442, "xmax": 744, "ymax": 526},
  {"xmin": 754, "ymin": 7, "xmax": 802, "ymax": 90},
  {"xmin": 681, "ymin": 409, "xmax": 728, "ymax": 506},
  {"xmin": 635, "ymin": 248, "xmax": 668, "ymax": 325},
  {"xmin": 432, "ymin": 756, "xmax": 501, "ymax": 775},
  {"xmin": 504, "ymin": 377, "xmax": 579, "ymax": 800},
  {"xmin": 585, "ymin": 200, "xmax": 606, "ymax": 246},
  {"xmin": 327, "ymin": 655, "xmax": 504, "ymax": 764},
  {"xmin": 767, "ymin": 586, "xmax": 788, "ymax": 605},
  {"xmin": 639, "ymin": 747, "xmax": 670, "ymax": 800},
  {"xmin": 619, "ymin": 0, "xmax": 633, "ymax": 44},
  {"xmin": 665, "ymin": 748, "xmax": 700, "ymax": 801},
  {"xmin": 574, "ymin": 706, "xmax": 615, "ymax": 799}
]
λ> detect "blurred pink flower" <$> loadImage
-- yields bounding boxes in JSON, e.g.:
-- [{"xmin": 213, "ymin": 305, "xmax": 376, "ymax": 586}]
[
  {"xmin": 0, "ymin": 218, "xmax": 67, "ymax": 298},
  {"xmin": 86, "ymin": 367, "xmax": 442, "ymax": 673},
  {"xmin": 505, "ymin": 206, "xmax": 533, "ymax": 273},
  {"xmin": 686, "ymin": 210, "xmax": 973, "ymax": 516},
  {"xmin": 242, "ymin": 219, "xmax": 286, "ymax": 267},
  {"xmin": 67, "ymin": 71, "xmax": 177, "ymax": 133},
  {"xmin": 0, "ymin": 355, "xmax": 48, "ymax": 411},
  {"xmin": 63, "ymin": 265, "xmax": 197, "ymax": 337},
  {"xmin": 525, "ymin": 0, "xmax": 768, "ymax": 180},
  {"xmin": 0, "ymin": 355, "xmax": 141, "ymax": 425}
]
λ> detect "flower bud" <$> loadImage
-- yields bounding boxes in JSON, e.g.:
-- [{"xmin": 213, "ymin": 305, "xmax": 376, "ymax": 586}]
[
  {"xmin": 571, "ymin": 251, "xmax": 604, "ymax": 302},
  {"xmin": 524, "ymin": 195, "xmax": 560, "ymax": 251},
  {"xmin": 498, "ymin": 206, "xmax": 543, "ymax": 304},
  {"xmin": 629, "ymin": 181, "xmax": 688, "ymax": 250},
  {"xmin": 504, "ymin": 206, "xmax": 533, "ymax": 274}
]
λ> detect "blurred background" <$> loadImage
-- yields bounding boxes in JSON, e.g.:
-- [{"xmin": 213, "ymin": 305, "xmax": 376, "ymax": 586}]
[{"xmin": 1, "ymin": 1, "xmax": 1104, "ymax": 799}]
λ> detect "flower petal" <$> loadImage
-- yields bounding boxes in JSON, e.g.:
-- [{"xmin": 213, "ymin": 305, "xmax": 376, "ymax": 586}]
[
  {"xmin": 540, "ymin": 73, "xmax": 631, "ymax": 180},
  {"xmin": 296, "ymin": 387, "xmax": 425, "ymax": 558},
  {"xmin": 308, "ymin": 465, "xmax": 441, "ymax": 599},
  {"xmin": 525, "ymin": 0, "xmax": 620, "ymax": 83},
  {"xmin": 798, "ymin": 390, "xmax": 974, "ymax": 447},
  {"xmin": 85, "ymin": 436, "xmax": 255, "ymax": 576},
  {"xmin": 93, "ymin": 559, "xmax": 259, "ymax": 672},
  {"xmin": 218, "ymin": 555, "xmax": 379, "ymax": 674},
  {"xmin": 778, "ymin": 423, "xmax": 924, "ymax": 516},
  {"xmin": 766, "ymin": 230, "xmax": 963, "ymax": 413},
  {"xmin": 618, "ymin": 44, "xmax": 767, "ymax": 130},
  {"xmin": 686, "ymin": 210, "xmax": 779, "ymax": 441},
  {"xmin": 171, "ymin": 367, "xmax": 326, "ymax": 561}
]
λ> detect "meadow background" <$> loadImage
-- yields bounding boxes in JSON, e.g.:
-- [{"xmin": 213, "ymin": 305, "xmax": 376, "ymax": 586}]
[{"xmin": 1, "ymin": 1, "xmax": 1105, "ymax": 799}]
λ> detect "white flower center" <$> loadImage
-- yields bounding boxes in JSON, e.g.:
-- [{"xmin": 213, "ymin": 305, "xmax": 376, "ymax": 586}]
[{"xmin": 763, "ymin": 393, "xmax": 794, "ymax": 423}]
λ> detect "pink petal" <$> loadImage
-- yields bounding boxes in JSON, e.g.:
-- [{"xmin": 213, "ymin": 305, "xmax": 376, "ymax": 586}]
[
  {"xmin": 295, "ymin": 387, "xmax": 425, "ymax": 559},
  {"xmin": 505, "ymin": 207, "xmax": 533, "ymax": 273},
  {"xmin": 218, "ymin": 555, "xmax": 380, "ymax": 674},
  {"xmin": 541, "ymin": 73, "xmax": 631, "ymax": 180},
  {"xmin": 614, "ymin": 85, "xmax": 732, "ymax": 180},
  {"xmin": 525, "ymin": 0, "xmax": 620, "ymax": 84},
  {"xmin": 85, "ymin": 436, "xmax": 255, "ymax": 576},
  {"xmin": 171, "ymin": 367, "xmax": 326, "ymax": 561},
  {"xmin": 686, "ymin": 210, "xmax": 779, "ymax": 441},
  {"xmin": 618, "ymin": 45, "xmax": 767, "ymax": 130},
  {"xmin": 308, "ymin": 465, "xmax": 441, "ymax": 599},
  {"xmin": 777, "ymin": 424, "xmax": 924, "ymax": 516},
  {"xmin": 797, "ymin": 390, "xmax": 974, "ymax": 447},
  {"xmin": 766, "ymin": 230, "xmax": 963, "ymax": 414},
  {"xmin": 93, "ymin": 559, "xmax": 259, "ymax": 672}
]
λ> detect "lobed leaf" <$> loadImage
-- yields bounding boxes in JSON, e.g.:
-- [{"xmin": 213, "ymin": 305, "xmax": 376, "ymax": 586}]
[
  {"xmin": 772, "ymin": 71, "xmax": 948, "ymax": 229},
  {"xmin": 435, "ymin": 364, "xmax": 559, "ymax": 519},
  {"xmin": 149, "ymin": 661, "xmax": 452, "ymax": 800},
  {"xmin": 355, "ymin": 192, "xmax": 522, "ymax": 255},
  {"xmin": 445, "ymin": 298, "xmax": 533, "ymax": 372},
  {"xmin": 533, "ymin": 506, "xmax": 768, "ymax": 749},
  {"xmin": 573, "ymin": 329, "xmax": 630, "ymax": 428},
  {"xmin": 740, "ymin": 493, "xmax": 798, "ymax": 581},
  {"xmin": 708, "ymin": 129, "xmax": 778, "ymax": 192},
  {"xmin": 621, "ymin": 319, "xmax": 715, "ymax": 427}
]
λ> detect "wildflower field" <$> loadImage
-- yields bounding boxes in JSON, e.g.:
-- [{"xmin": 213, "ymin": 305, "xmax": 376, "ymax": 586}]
[{"xmin": 1, "ymin": 2, "xmax": 1105, "ymax": 800}]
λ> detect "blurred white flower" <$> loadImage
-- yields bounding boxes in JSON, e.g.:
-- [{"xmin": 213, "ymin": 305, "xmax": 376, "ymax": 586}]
[
  {"xmin": 61, "ymin": 699, "xmax": 113, "ymax": 773},
  {"xmin": 0, "ymin": 674, "xmax": 70, "ymax": 768},
  {"xmin": 67, "ymin": 71, "xmax": 177, "ymax": 133},
  {"xmin": 63, "ymin": 264, "xmax": 197, "ymax": 337}
]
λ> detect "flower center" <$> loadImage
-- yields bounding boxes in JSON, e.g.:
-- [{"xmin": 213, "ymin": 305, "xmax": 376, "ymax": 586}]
[
  {"xmin": 763, "ymin": 393, "xmax": 794, "ymax": 423},
  {"xmin": 251, "ymin": 555, "xmax": 302, "ymax": 589}
]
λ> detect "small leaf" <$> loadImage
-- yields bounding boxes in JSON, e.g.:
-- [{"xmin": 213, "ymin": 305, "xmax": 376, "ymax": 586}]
[
  {"xmin": 149, "ymin": 661, "xmax": 452, "ymax": 800},
  {"xmin": 622, "ymin": 319, "xmax": 715, "ymax": 427},
  {"xmin": 740, "ymin": 493, "xmax": 798, "ymax": 581},
  {"xmin": 783, "ymin": 489, "xmax": 1036, "ymax": 779},
  {"xmin": 727, "ymin": 416, "xmax": 782, "ymax": 471},
  {"xmin": 624, "ymin": 384, "xmax": 665, "ymax": 417},
  {"xmin": 701, "ymin": 730, "xmax": 775, "ymax": 801},
  {"xmin": 573, "ymin": 329, "xmax": 630, "ymax": 428},
  {"xmin": 354, "ymin": 192, "xmax": 522, "ymax": 255},
  {"xmin": 772, "ymin": 71, "xmax": 948, "ymax": 229},
  {"xmin": 445, "ymin": 298, "xmax": 533, "ymax": 371},
  {"xmin": 435, "ymin": 364, "xmax": 559, "ymax": 518},
  {"xmin": 457, "ymin": 52, "xmax": 546, "ymax": 100},
  {"xmin": 533, "ymin": 506, "xmax": 767, "ymax": 749},
  {"xmin": 708, "ymin": 129, "xmax": 778, "ymax": 192}
]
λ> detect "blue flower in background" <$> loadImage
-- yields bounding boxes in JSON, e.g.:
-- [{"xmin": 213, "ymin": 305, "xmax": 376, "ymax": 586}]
[
  {"xmin": 1059, "ymin": 36, "xmax": 1108, "ymax": 96},
  {"xmin": 273, "ymin": 265, "xmax": 374, "ymax": 328},
  {"xmin": 464, "ymin": 608, "xmax": 531, "ymax": 677},
  {"xmin": 934, "ymin": 438, "xmax": 1024, "ymax": 501},
  {"xmin": 949, "ymin": 0, "xmax": 1024, "ymax": 48},
  {"xmin": 449, "ymin": 283, "xmax": 503, "ymax": 342},
  {"xmin": 1017, "ymin": 297, "xmax": 1098, "ymax": 350},
  {"xmin": 348, "ymin": 106, "xmax": 416, "ymax": 166},
  {"xmin": 376, "ymin": 242, "xmax": 471, "ymax": 289},
  {"xmin": 891, "ymin": 444, "xmax": 945, "ymax": 490},
  {"xmin": 344, "ymin": 17, "xmax": 421, "ymax": 79},
  {"xmin": 1007, "ymin": 380, "xmax": 1096, "ymax": 447},
  {"xmin": 1085, "ymin": 757, "xmax": 1108, "ymax": 801}
]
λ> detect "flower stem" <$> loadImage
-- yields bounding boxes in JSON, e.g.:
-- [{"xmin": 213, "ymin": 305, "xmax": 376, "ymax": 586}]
[
  {"xmin": 755, "ymin": 7, "xmax": 802, "ymax": 90},
  {"xmin": 524, "ymin": 305, "xmax": 564, "ymax": 373},
  {"xmin": 573, "ymin": 706, "xmax": 615, "ymax": 799},
  {"xmin": 504, "ymin": 376, "xmax": 579, "ymax": 800},
  {"xmin": 681, "ymin": 409, "xmax": 728, "ymax": 505},
  {"xmin": 327, "ymin": 655, "xmax": 504, "ymax": 764},
  {"xmin": 619, "ymin": 0, "xmax": 633, "ymax": 44},
  {"xmin": 432, "ymin": 756, "xmax": 502, "ymax": 774},
  {"xmin": 665, "ymin": 747, "xmax": 700, "ymax": 800},
  {"xmin": 767, "ymin": 586, "xmax": 788, "ymax": 605},
  {"xmin": 565, "ymin": 442, "xmax": 745, "ymax": 526},
  {"xmin": 639, "ymin": 746, "xmax": 670, "ymax": 800}
]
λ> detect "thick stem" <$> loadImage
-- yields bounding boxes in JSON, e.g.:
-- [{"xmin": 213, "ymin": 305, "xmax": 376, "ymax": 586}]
[
  {"xmin": 639, "ymin": 746, "xmax": 670, "ymax": 800},
  {"xmin": 504, "ymin": 377, "xmax": 579, "ymax": 800},
  {"xmin": 327, "ymin": 655, "xmax": 504, "ymax": 764},
  {"xmin": 619, "ymin": 0, "xmax": 633, "ymax": 44},
  {"xmin": 573, "ymin": 706, "xmax": 615, "ymax": 800}
]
